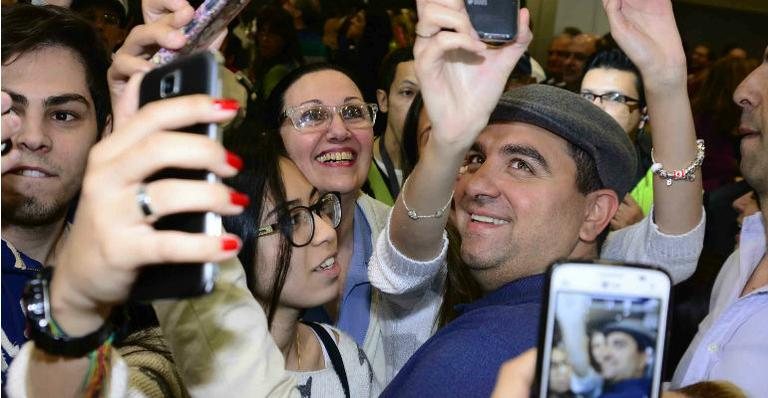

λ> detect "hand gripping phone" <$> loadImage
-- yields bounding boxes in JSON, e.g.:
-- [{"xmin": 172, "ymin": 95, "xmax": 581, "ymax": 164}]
[
  {"xmin": 536, "ymin": 261, "xmax": 671, "ymax": 398},
  {"xmin": 151, "ymin": 0, "xmax": 252, "ymax": 65},
  {"xmin": 465, "ymin": 0, "xmax": 519, "ymax": 44},
  {"xmin": 130, "ymin": 51, "xmax": 222, "ymax": 300}
]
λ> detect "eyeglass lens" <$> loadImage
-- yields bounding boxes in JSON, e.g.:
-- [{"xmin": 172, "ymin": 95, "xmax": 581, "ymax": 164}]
[
  {"xmin": 293, "ymin": 104, "xmax": 374, "ymax": 132},
  {"xmin": 284, "ymin": 193, "xmax": 340, "ymax": 246}
]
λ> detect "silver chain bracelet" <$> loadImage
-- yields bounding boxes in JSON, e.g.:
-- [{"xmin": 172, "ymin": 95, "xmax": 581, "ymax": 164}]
[
  {"xmin": 401, "ymin": 176, "xmax": 453, "ymax": 220},
  {"xmin": 650, "ymin": 139, "xmax": 705, "ymax": 186}
]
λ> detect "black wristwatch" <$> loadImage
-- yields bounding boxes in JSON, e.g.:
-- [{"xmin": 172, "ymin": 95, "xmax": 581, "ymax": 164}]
[{"xmin": 23, "ymin": 267, "xmax": 114, "ymax": 357}]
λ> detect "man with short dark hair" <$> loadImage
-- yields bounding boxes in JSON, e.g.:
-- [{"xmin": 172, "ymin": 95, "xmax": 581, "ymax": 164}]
[
  {"xmin": 1, "ymin": 4, "xmax": 111, "ymax": 380},
  {"xmin": 375, "ymin": 0, "xmax": 703, "ymax": 396},
  {"xmin": 671, "ymin": 45, "xmax": 768, "ymax": 398},
  {"xmin": 364, "ymin": 47, "xmax": 418, "ymax": 205},
  {"xmin": 579, "ymin": 48, "xmax": 652, "ymax": 229}
]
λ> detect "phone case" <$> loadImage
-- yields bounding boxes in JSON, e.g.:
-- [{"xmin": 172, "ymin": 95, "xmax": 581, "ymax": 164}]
[
  {"xmin": 130, "ymin": 51, "xmax": 222, "ymax": 301},
  {"xmin": 151, "ymin": 0, "xmax": 252, "ymax": 65},
  {"xmin": 534, "ymin": 260, "xmax": 673, "ymax": 398},
  {"xmin": 465, "ymin": 0, "xmax": 519, "ymax": 44}
]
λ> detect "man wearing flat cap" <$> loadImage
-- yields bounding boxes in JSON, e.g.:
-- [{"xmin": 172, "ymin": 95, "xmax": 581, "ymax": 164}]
[{"xmin": 375, "ymin": 0, "xmax": 702, "ymax": 397}]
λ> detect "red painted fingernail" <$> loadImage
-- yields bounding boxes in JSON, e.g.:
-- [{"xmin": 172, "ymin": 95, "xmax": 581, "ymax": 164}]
[
  {"xmin": 213, "ymin": 98, "xmax": 240, "ymax": 111},
  {"xmin": 226, "ymin": 151, "xmax": 243, "ymax": 170},
  {"xmin": 221, "ymin": 237, "xmax": 240, "ymax": 251},
  {"xmin": 230, "ymin": 191, "xmax": 250, "ymax": 207}
]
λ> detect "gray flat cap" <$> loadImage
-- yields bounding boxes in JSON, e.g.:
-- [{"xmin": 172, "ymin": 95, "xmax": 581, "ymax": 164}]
[{"xmin": 488, "ymin": 84, "xmax": 636, "ymax": 198}]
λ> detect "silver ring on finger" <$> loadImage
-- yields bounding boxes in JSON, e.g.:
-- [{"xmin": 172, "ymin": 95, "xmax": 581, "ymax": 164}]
[
  {"xmin": 136, "ymin": 183, "xmax": 155, "ymax": 219},
  {"xmin": 415, "ymin": 29, "xmax": 439, "ymax": 39}
]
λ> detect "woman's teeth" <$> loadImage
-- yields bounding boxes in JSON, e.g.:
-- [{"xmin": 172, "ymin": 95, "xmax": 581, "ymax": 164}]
[
  {"xmin": 316, "ymin": 152, "xmax": 354, "ymax": 163},
  {"xmin": 317, "ymin": 257, "xmax": 335, "ymax": 270}
]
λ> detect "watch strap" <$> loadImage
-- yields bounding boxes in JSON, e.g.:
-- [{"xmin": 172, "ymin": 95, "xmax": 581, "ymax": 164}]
[{"xmin": 24, "ymin": 268, "xmax": 115, "ymax": 358}]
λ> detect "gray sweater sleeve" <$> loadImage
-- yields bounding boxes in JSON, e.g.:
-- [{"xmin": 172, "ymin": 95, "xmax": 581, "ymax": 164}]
[{"xmin": 601, "ymin": 206, "xmax": 706, "ymax": 284}]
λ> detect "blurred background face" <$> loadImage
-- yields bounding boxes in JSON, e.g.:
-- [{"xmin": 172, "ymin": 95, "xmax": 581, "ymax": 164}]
[
  {"xmin": 257, "ymin": 24, "xmax": 286, "ymax": 60},
  {"xmin": 346, "ymin": 10, "xmax": 366, "ymax": 41},
  {"xmin": 384, "ymin": 61, "xmax": 419, "ymax": 141},
  {"xmin": 598, "ymin": 331, "xmax": 647, "ymax": 382},
  {"xmin": 74, "ymin": 3, "xmax": 127, "ymax": 52},
  {"xmin": 590, "ymin": 331, "xmax": 608, "ymax": 370},
  {"xmin": 562, "ymin": 34, "xmax": 597, "ymax": 87},
  {"xmin": 254, "ymin": 158, "xmax": 340, "ymax": 310},
  {"xmin": 690, "ymin": 45, "xmax": 711, "ymax": 71},
  {"xmin": 581, "ymin": 68, "xmax": 643, "ymax": 138},
  {"xmin": 549, "ymin": 347, "xmax": 572, "ymax": 393},
  {"xmin": 547, "ymin": 35, "xmax": 572, "ymax": 80}
]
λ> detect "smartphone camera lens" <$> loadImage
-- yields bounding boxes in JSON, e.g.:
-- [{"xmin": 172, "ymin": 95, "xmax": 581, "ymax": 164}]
[{"xmin": 160, "ymin": 71, "xmax": 181, "ymax": 98}]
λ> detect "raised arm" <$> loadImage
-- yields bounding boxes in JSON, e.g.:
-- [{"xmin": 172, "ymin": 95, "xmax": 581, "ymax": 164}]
[
  {"xmin": 390, "ymin": 0, "xmax": 532, "ymax": 260},
  {"xmin": 11, "ymin": 92, "xmax": 244, "ymax": 397},
  {"xmin": 603, "ymin": 0, "xmax": 703, "ymax": 234}
]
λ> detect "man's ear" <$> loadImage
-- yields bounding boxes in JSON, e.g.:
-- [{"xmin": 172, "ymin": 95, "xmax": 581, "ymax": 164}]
[
  {"xmin": 102, "ymin": 114, "xmax": 113, "ymax": 139},
  {"xmin": 376, "ymin": 89, "xmax": 388, "ymax": 113},
  {"xmin": 579, "ymin": 189, "xmax": 619, "ymax": 243}
]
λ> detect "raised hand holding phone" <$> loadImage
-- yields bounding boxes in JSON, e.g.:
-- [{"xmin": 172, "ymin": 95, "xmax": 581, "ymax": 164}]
[
  {"xmin": 414, "ymin": 0, "xmax": 532, "ymax": 148},
  {"xmin": 150, "ymin": 0, "xmax": 251, "ymax": 65},
  {"xmin": 50, "ymin": 91, "xmax": 243, "ymax": 337}
]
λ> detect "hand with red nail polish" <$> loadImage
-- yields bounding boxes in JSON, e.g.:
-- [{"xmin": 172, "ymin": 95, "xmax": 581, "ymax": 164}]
[
  {"xmin": 214, "ymin": 98, "xmax": 241, "ymax": 111},
  {"xmin": 41, "ymin": 85, "xmax": 246, "ymax": 341}
]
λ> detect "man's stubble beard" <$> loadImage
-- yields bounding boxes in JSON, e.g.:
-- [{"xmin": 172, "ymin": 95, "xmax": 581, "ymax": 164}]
[{"xmin": 2, "ymin": 193, "xmax": 71, "ymax": 227}]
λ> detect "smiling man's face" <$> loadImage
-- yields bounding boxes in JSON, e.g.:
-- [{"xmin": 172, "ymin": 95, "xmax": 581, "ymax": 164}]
[
  {"xmin": 2, "ymin": 46, "xmax": 99, "ymax": 226},
  {"xmin": 452, "ymin": 122, "xmax": 590, "ymax": 290}
]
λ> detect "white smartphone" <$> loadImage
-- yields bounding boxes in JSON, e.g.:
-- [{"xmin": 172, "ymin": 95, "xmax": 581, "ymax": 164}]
[{"xmin": 536, "ymin": 261, "xmax": 671, "ymax": 398}]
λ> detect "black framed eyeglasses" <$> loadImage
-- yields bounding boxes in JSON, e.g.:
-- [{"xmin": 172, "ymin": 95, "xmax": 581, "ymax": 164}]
[
  {"xmin": 281, "ymin": 103, "xmax": 378, "ymax": 133},
  {"xmin": 580, "ymin": 91, "xmax": 641, "ymax": 111},
  {"xmin": 257, "ymin": 192, "xmax": 342, "ymax": 247}
]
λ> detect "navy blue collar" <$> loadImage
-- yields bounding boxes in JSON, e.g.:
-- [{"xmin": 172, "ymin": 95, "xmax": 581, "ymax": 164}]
[{"xmin": 456, "ymin": 273, "xmax": 545, "ymax": 315}]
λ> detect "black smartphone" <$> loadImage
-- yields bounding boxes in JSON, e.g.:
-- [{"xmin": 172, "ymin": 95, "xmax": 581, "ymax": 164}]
[
  {"xmin": 130, "ymin": 51, "xmax": 222, "ymax": 300},
  {"xmin": 465, "ymin": 0, "xmax": 519, "ymax": 44},
  {"xmin": 536, "ymin": 261, "xmax": 672, "ymax": 398}
]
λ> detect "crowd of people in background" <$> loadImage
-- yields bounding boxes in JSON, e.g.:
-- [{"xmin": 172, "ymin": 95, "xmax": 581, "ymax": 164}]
[{"xmin": 1, "ymin": 0, "xmax": 766, "ymax": 397}]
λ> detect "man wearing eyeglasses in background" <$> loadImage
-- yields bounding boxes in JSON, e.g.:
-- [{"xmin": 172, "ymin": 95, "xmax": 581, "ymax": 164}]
[
  {"xmin": 72, "ymin": 0, "xmax": 130, "ymax": 53},
  {"xmin": 579, "ymin": 47, "xmax": 654, "ymax": 231}
]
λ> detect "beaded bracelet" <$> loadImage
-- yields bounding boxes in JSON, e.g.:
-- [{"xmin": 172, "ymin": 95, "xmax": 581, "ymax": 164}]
[
  {"xmin": 650, "ymin": 139, "xmax": 705, "ymax": 186},
  {"xmin": 401, "ymin": 176, "xmax": 453, "ymax": 220},
  {"xmin": 80, "ymin": 336, "xmax": 114, "ymax": 398}
]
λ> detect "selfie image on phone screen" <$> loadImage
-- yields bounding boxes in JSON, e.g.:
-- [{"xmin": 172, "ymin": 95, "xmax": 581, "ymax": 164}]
[
  {"xmin": 551, "ymin": 293, "xmax": 660, "ymax": 398},
  {"xmin": 538, "ymin": 262, "xmax": 670, "ymax": 398}
]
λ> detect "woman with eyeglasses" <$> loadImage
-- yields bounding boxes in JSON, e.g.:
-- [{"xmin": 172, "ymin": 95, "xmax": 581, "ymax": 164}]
[
  {"xmin": 220, "ymin": 134, "xmax": 381, "ymax": 397},
  {"xmin": 262, "ymin": 63, "xmax": 395, "ymax": 382}
]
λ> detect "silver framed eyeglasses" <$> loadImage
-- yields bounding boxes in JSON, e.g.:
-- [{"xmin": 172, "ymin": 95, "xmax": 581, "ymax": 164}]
[
  {"xmin": 580, "ymin": 91, "xmax": 641, "ymax": 111},
  {"xmin": 257, "ymin": 192, "xmax": 342, "ymax": 247},
  {"xmin": 282, "ymin": 103, "xmax": 378, "ymax": 133}
]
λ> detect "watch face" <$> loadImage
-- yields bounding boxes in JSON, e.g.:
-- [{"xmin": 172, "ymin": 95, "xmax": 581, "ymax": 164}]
[{"xmin": 23, "ymin": 273, "xmax": 50, "ymax": 329}]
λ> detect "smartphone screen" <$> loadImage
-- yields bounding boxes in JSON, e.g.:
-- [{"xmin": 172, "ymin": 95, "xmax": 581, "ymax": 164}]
[{"xmin": 538, "ymin": 262, "xmax": 671, "ymax": 398}]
